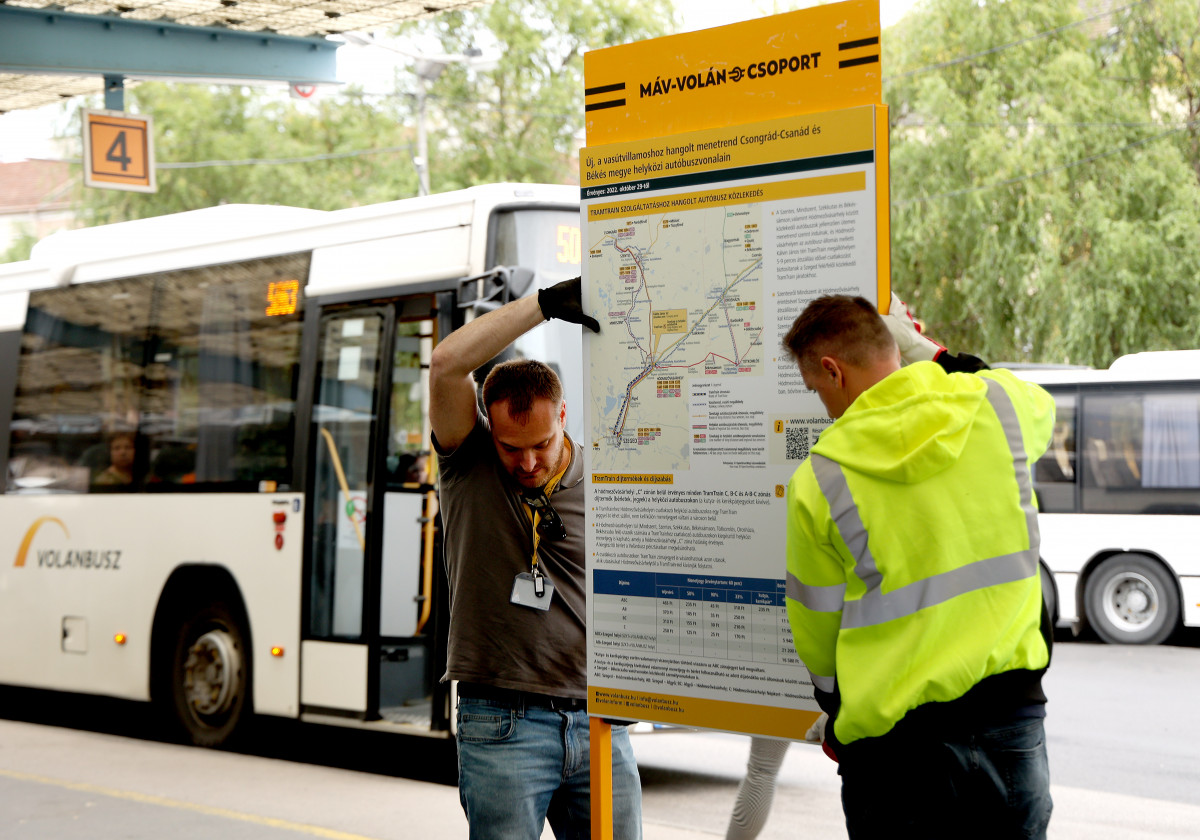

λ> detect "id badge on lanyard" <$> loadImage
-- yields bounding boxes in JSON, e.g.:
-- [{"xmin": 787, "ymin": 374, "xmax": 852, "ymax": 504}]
[
  {"xmin": 511, "ymin": 570, "xmax": 554, "ymax": 611},
  {"xmin": 511, "ymin": 455, "xmax": 569, "ymax": 612}
]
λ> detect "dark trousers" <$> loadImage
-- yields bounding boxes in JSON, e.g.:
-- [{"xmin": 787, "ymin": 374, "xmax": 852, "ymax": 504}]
[{"xmin": 838, "ymin": 715, "xmax": 1052, "ymax": 839}]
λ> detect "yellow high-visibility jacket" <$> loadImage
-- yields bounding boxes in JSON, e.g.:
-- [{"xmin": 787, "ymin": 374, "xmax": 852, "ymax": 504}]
[{"xmin": 785, "ymin": 361, "xmax": 1055, "ymax": 746}]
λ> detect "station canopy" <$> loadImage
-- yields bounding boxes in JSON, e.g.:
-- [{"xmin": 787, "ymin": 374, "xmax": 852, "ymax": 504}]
[{"xmin": 0, "ymin": 0, "xmax": 486, "ymax": 112}]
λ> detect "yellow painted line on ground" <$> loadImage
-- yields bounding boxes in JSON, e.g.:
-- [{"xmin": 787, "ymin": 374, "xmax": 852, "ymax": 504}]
[{"xmin": 0, "ymin": 767, "xmax": 384, "ymax": 840}]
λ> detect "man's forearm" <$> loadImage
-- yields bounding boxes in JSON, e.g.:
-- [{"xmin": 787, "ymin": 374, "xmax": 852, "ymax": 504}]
[
  {"xmin": 429, "ymin": 294, "xmax": 547, "ymax": 450},
  {"xmin": 432, "ymin": 294, "xmax": 545, "ymax": 379}
]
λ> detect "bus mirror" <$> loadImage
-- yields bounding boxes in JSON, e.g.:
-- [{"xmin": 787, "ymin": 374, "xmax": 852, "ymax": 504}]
[
  {"xmin": 506, "ymin": 267, "xmax": 535, "ymax": 298},
  {"xmin": 457, "ymin": 266, "xmax": 538, "ymax": 310}
]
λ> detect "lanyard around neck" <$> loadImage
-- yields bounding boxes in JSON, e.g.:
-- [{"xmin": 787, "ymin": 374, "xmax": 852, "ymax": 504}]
[{"xmin": 523, "ymin": 436, "xmax": 571, "ymax": 573}]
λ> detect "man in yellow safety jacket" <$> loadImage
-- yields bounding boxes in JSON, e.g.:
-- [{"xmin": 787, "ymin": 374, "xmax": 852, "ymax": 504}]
[{"xmin": 782, "ymin": 293, "xmax": 1055, "ymax": 840}]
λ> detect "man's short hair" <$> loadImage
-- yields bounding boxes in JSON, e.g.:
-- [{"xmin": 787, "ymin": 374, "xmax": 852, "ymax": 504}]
[
  {"xmin": 481, "ymin": 359, "xmax": 563, "ymax": 420},
  {"xmin": 783, "ymin": 295, "xmax": 896, "ymax": 374}
]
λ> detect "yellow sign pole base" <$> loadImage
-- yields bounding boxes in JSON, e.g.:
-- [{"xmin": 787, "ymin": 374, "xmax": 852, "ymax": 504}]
[{"xmin": 589, "ymin": 717, "xmax": 614, "ymax": 840}]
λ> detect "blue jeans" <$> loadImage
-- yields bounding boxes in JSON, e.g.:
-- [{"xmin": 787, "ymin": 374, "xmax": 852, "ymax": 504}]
[
  {"xmin": 839, "ymin": 715, "xmax": 1052, "ymax": 839},
  {"xmin": 456, "ymin": 696, "xmax": 643, "ymax": 840}
]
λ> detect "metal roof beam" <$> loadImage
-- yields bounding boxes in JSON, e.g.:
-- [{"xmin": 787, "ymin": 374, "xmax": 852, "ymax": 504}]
[{"xmin": 0, "ymin": 6, "xmax": 340, "ymax": 85}]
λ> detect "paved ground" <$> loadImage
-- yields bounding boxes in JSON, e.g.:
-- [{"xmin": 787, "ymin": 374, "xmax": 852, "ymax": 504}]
[{"xmin": 3, "ymin": 715, "xmax": 1200, "ymax": 839}]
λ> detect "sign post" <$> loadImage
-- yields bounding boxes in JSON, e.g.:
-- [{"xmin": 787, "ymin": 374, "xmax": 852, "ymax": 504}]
[
  {"xmin": 589, "ymin": 717, "xmax": 614, "ymax": 840},
  {"xmin": 582, "ymin": 3, "xmax": 887, "ymax": 834},
  {"xmin": 82, "ymin": 109, "xmax": 156, "ymax": 193}
]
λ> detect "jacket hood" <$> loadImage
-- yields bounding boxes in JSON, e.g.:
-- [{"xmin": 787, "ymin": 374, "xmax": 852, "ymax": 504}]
[{"xmin": 811, "ymin": 362, "xmax": 989, "ymax": 484}]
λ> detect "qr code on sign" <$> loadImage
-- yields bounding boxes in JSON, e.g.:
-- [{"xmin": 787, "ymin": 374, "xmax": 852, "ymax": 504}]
[{"xmin": 785, "ymin": 426, "xmax": 811, "ymax": 461}]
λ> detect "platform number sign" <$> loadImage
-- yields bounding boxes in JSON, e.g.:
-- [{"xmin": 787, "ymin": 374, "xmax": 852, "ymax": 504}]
[{"xmin": 83, "ymin": 110, "xmax": 157, "ymax": 193}]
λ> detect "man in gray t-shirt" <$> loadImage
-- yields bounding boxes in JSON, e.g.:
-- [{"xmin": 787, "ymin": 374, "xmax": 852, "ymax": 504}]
[{"xmin": 429, "ymin": 276, "xmax": 642, "ymax": 840}]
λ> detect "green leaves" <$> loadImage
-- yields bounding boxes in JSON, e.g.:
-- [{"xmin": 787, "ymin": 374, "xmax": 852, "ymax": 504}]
[
  {"xmin": 77, "ymin": 83, "xmax": 418, "ymax": 225},
  {"xmin": 886, "ymin": 0, "xmax": 1200, "ymax": 366},
  {"xmin": 71, "ymin": 0, "xmax": 670, "ymax": 235},
  {"xmin": 401, "ymin": 0, "xmax": 673, "ymax": 190}
]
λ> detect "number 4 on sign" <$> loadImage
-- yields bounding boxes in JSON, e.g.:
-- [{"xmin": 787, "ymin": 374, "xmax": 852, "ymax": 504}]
[
  {"xmin": 106, "ymin": 131, "xmax": 133, "ymax": 171},
  {"xmin": 83, "ymin": 109, "xmax": 157, "ymax": 193}
]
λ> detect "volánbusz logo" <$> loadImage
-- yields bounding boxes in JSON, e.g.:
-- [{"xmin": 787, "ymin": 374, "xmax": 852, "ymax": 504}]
[
  {"xmin": 13, "ymin": 517, "xmax": 122, "ymax": 571},
  {"xmin": 14, "ymin": 516, "xmax": 67, "ymax": 567}
]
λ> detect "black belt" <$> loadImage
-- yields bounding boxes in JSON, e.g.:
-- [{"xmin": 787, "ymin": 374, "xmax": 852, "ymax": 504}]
[{"xmin": 457, "ymin": 682, "xmax": 586, "ymax": 711}]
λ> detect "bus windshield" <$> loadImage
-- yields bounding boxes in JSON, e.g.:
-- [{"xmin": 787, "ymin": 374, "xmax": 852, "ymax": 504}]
[{"xmin": 491, "ymin": 207, "xmax": 581, "ymax": 284}]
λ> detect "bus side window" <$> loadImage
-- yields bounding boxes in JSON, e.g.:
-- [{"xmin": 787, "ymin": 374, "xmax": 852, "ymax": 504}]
[
  {"xmin": 1033, "ymin": 392, "xmax": 1076, "ymax": 513},
  {"xmin": 1141, "ymin": 391, "xmax": 1200, "ymax": 491},
  {"xmin": 147, "ymin": 259, "xmax": 305, "ymax": 490},
  {"xmin": 1080, "ymin": 395, "xmax": 1141, "ymax": 513},
  {"xmin": 6, "ymin": 276, "xmax": 152, "ymax": 494},
  {"xmin": 6, "ymin": 256, "xmax": 307, "ymax": 495},
  {"xmin": 387, "ymin": 319, "xmax": 433, "ymax": 489},
  {"xmin": 1079, "ymin": 390, "xmax": 1200, "ymax": 514}
]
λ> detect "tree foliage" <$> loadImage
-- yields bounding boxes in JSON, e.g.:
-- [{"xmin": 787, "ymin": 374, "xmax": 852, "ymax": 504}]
[
  {"xmin": 72, "ymin": 0, "xmax": 671, "ymax": 227},
  {"xmin": 1111, "ymin": 0, "xmax": 1200, "ymax": 182},
  {"xmin": 76, "ymin": 84, "xmax": 417, "ymax": 226},
  {"xmin": 885, "ymin": 0, "xmax": 1200, "ymax": 366},
  {"xmin": 400, "ymin": 0, "xmax": 674, "ymax": 191},
  {"xmin": 2, "ymin": 228, "xmax": 38, "ymax": 263}
]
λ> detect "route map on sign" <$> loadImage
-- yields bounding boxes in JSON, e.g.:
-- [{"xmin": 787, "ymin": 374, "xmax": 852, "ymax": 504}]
[{"xmin": 589, "ymin": 204, "xmax": 764, "ymax": 473}]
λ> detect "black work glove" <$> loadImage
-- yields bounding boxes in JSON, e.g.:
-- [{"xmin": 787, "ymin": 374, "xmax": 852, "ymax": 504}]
[{"xmin": 538, "ymin": 276, "xmax": 600, "ymax": 333}]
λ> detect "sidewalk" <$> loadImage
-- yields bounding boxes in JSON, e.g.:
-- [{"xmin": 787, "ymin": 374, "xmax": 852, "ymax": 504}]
[{"xmin": 2, "ymin": 718, "xmax": 1198, "ymax": 840}]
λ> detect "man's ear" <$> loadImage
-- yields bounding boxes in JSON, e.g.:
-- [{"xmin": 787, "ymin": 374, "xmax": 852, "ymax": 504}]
[{"xmin": 820, "ymin": 356, "xmax": 843, "ymax": 386}]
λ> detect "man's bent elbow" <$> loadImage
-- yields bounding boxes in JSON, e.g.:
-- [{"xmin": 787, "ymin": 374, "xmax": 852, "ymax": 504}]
[{"xmin": 429, "ymin": 344, "xmax": 463, "ymax": 394}]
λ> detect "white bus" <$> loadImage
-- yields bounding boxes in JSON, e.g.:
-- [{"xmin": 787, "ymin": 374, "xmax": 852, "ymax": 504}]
[
  {"xmin": 0, "ymin": 183, "xmax": 584, "ymax": 745},
  {"xmin": 1017, "ymin": 351, "xmax": 1200, "ymax": 645}
]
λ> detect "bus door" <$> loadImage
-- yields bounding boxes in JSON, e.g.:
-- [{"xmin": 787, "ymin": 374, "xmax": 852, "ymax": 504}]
[
  {"xmin": 376, "ymin": 297, "xmax": 443, "ymax": 726},
  {"xmin": 302, "ymin": 305, "xmax": 390, "ymax": 718},
  {"xmin": 301, "ymin": 298, "xmax": 444, "ymax": 727}
]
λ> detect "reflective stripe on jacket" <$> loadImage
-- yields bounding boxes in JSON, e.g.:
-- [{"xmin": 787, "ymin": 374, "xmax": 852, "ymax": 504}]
[{"xmin": 785, "ymin": 362, "xmax": 1055, "ymax": 745}]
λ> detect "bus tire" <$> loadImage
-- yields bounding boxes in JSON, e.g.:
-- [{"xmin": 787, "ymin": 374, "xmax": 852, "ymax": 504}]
[
  {"xmin": 167, "ymin": 601, "xmax": 249, "ymax": 747},
  {"xmin": 1084, "ymin": 553, "xmax": 1179, "ymax": 645},
  {"xmin": 1039, "ymin": 562, "xmax": 1058, "ymax": 627}
]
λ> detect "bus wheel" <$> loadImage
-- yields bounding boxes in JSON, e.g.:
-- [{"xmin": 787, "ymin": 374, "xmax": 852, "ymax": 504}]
[
  {"xmin": 1084, "ymin": 553, "xmax": 1179, "ymax": 645},
  {"xmin": 1039, "ymin": 562, "xmax": 1058, "ymax": 627},
  {"xmin": 168, "ymin": 602, "xmax": 249, "ymax": 747}
]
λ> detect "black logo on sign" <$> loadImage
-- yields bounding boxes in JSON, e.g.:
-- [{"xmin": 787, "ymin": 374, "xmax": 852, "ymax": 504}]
[
  {"xmin": 586, "ymin": 82, "xmax": 626, "ymax": 112},
  {"xmin": 838, "ymin": 36, "xmax": 880, "ymax": 69}
]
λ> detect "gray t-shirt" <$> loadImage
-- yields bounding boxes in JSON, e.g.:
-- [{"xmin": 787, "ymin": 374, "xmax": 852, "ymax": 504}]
[{"xmin": 433, "ymin": 414, "xmax": 587, "ymax": 698}]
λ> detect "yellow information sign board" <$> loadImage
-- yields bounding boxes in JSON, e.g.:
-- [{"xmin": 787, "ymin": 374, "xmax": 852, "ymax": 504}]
[
  {"xmin": 584, "ymin": 0, "xmax": 881, "ymax": 144},
  {"xmin": 581, "ymin": 1, "xmax": 892, "ymax": 747},
  {"xmin": 83, "ymin": 110, "xmax": 157, "ymax": 193}
]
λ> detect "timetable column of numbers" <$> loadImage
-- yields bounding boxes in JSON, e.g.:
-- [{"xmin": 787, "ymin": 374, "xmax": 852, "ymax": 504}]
[
  {"xmin": 728, "ymin": 591, "xmax": 753, "ymax": 660},
  {"xmin": 778, "ymin": 585, "xmax": 802, "ymax": 666},
  {"xmin": 704, "ymin": 587, "xmax": 727, "ymax": 658},
  {"xmin": 751, "ymin": 590, "xmax": 780, "ymax": 663},
  {"xmin": 679, "ymin": 586, "xmax": 704, "ymax": 656},
  {"xmin": 657, "ymin": 584, "xmax": 679, "ymax": 653},
  {"xmin": 591, "ymin": 571, "xmax": 656, "ymax": 651}
]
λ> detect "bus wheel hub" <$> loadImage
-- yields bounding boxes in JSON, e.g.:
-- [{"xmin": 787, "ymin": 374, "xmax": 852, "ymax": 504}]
[
  {"xmin": 1108, "ymin": 574, "xmax": 1156, "ymax": 628},
  {"xmin": 184, "ymin": 630, "xmax": 240, "ymax": 716}
]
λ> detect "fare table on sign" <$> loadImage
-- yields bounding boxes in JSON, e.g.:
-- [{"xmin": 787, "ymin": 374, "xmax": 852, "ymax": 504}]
[
  {"xmin": 592, "ymin": 571, "xmax": 800, "ymax": 665},
  {"xmin": 579, "ymin": 6, "xmax": 892, "ymax": 827}
]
